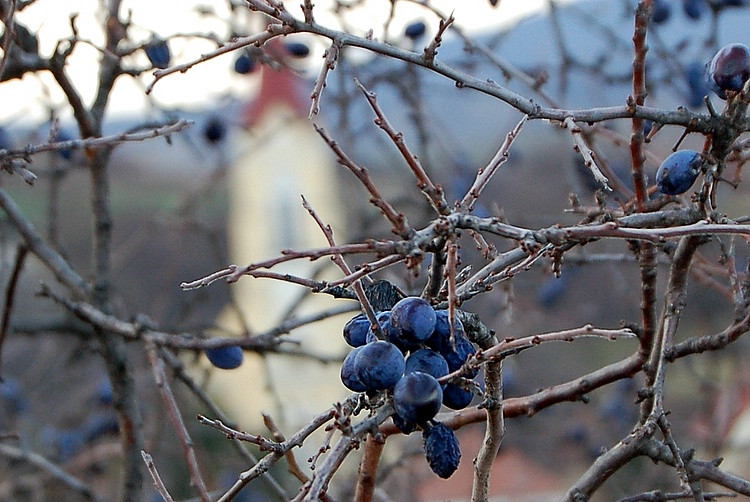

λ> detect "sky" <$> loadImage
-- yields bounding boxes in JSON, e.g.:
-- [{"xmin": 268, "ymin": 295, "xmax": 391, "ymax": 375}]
[{"xmin": 0, "ymin": 0, "xmax": 573, "ymax": 124}]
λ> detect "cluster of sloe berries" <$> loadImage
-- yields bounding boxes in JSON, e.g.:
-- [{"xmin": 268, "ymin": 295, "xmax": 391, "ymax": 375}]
[
  {"xmin": 655, "ymin": 41, "xmax": 750, "ymax": 197},
  {"xmin": 341, "ymin": 297, "xmax": 478, "ymax": 478}
]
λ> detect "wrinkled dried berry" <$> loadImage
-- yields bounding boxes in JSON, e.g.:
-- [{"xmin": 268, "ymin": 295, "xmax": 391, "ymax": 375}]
[{"xmin": 423, "ymin": 422, "xmax": 461, "ymax": 478}]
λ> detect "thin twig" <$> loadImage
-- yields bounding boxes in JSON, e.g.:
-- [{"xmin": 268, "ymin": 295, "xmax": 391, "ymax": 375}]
[
  {"xmin": 0, "ymin": 0, "xmax": 18, "ymax": 80},
  {"xmin": 300, "ymin": 195, "xmax": 381, "ymax": 334},
  {"xmin": 355, "ymin": 79, "xmax": 450, "ymax": 216},
  {"xmin": 144, "ymin": 340, "xmax": 211, "ymax": 502},
  {"xmin": 458, "ymin": 115, "xmax": 527, "ymax": 212},
  {"xmin": 140, "ymin": 451, "xmax": 175, "ymax": 502},
  {"xmin": 0, "ymin": 120, "xmax": 192, "ymax": 161},
  {"xmin": 564, "ymin": 116, "xmax": 611, "ymax": 190},
  {"xmin": 0, "ymin": 443, "xmax": 103, "ymax": 501},
  {"xmin": 158, "ymin": 350, "xmax": 289, "ymax": 500},
  {"xmin": 309, "ymin": 39, "xmax": 340, "ymax": 118},
  {"xmin": 146, "ymin": 25, "xmax": 295, "ymax": 93},
  {"xmin": 0, "ymin": 244, "xmax": 26, "ymax": 379}
]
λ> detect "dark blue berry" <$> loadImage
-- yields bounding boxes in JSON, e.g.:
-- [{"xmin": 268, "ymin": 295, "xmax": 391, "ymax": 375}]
[
  {"xmin": 404, "ymin": 21, "xmax": 427, "ymax": 40},
  {"xmin": 655, "ymin": 150, "xmax": 703, "ymax": 195},
  {"xmin": 682, "ymin": 0, "xmax": 706, "ymax": 19},
  {"xmin": 0, "ymin": 379, "xmax": 27, "ymax": 414},
  {"xmin": 390, "ymin": 297, "xmax": 437, "ymax": 343},
  {"xmin": 343, "ymin": 313, "xmax": 371, "ymax": 347},
  {"xmin": 95, "ymin": 378, "xmax": 113, "ymax": 406},
  {"xmin": 393, "ymin": 372, "xmax": 443, "ymax": 423},
  {"xmin": 440, "ymin": 335, "xmax": 477, "ymax": 374},
  {"xmin": 341, "ymin": 346, "xmax": 368, "ymax": 392},
  {"xmin": 425, "ymin": 310, "xmax": 466, "ymax": 353},
  {"xmin": 707, "ymin": 43, "xmax": 750, "ymax": 99},
  {"xmin": 284, "ymin": 42, "xmax": 310, "ymax": 58},
  {"xmin": 536, "ymin": 276, "xmax": 568, "ymax": 308},
  {"xmin": 55, "ymin": 130, "xmax": 74, "ymax": 160},
  {"xmin": 145, "ymin": 40, "xmax": 171, "ymax": 69},
  {"xmin": 442, "ymin": 382, "xmax": 474, "ymax": 410},
  {"xmin": 652, "ymin": 0, "xmax": 671, "ymax": 23},
  {"xmin": 205, "ymin": 345, "xmax": 244, "ymax": 369},
  {"xmin": 0, "ymin": 126, "xmax": 11, "ymax": 150},
  {"xmin": 365, "ymin": 311, "xmax": 392, "ymax": 343},
  {"xmin": 203, "ymin": 116, "xmax": 226, "ymax": 144},
  {"xmin": 423, "ymin": 422, "xmax": 461, "ymax": 478},
  {"xmin": 234, "ymin": 52, "xmax": 255, "ymax": 74},
  {"xmin": 54, "ymin": 429, "xmax": 86, "ymax": 461},
  {"xmin": 366, "ymin": 311, "xmax": 420, "ymax": 352},
  {"xmin": 81, "ymin": 412, "xmax": 119, "ymax": 442},
  {"xmin": 405, "ymin": 349, "xmax": 449, "ymax": 381},
  {"xmin": 643, "ymin": 120, "xmax": 653, "ymax": 137},
  {"xmin": 354, "ymin": 340, "xmax": 405, "ymax": 391},
  {"xmin": 686, "ymin": 61, "xmax": 710, "ymax": 108}
]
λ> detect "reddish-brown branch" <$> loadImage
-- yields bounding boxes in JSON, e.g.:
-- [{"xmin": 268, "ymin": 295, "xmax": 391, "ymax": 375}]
[
  {"xmin": 301, "ymin": 195, "xmax": 382, "ymax": 334},
  {"xmin": 261, "ymin": 412, "xmax": 333, "ymax": 502},
  {"xmin": 309, "ymin": 39, "xmax": 340, "ymax": 118},
  {"xmin": 353, "ymin": 435, "xmax": 386, "ymax": 502},
  {"xmin": 314, "ymin": 125, "xmax": 414, "ymax": 238},
  {"xmin": 355, "ymin": 79, "xmax": 451, "ymax": 216},
  {"xmin": 379, "ymin": 354, "xmax": 646, "ymax": 438},
  {"xmin": 630, "ymin": 1, "xmax": 652, "ymax": 211},
  {"xmin": 145, "ymin": 341, "xmax": 210, "ymax": 502},
  {"xmin": 422, "ymin": 12, "xmax": 453, "ymax": 64},
  {"xmin": 459, "ymin": 115, "xmax": 527, "ymax": 212},
  {"xmin": 140, "ymin": 451, "xmax": 175, "ymax": 502}
]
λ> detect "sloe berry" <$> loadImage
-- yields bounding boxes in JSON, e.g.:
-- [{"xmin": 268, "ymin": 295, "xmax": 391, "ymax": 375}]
[
  {"xmin": 341, "ymin": 346, "xmax": 368, "ymax": 392},
  {"xmin": 442, "ymin": 382, "xmax": 474, "ymax": 410},
  {"xmin": 145, "ymin": 40, "xmax": 171, "ymax": 69},
  {"xmin": 393, "ymin": 371, "xmax": 443, "ymax": 423},
  {"xmin": 707, "ymin": 43, "xmax": 750, "ymax": 99},
  {"xmin": 205, "ymin": 345, "xmax": 244, "ymax": 369},
  {"xmin": 652, "ymin": 0, "xmax": 671, "ymax": 23},
  {"xmin": 423, "ymin": 422, "xmax": 461, "ymax": 478},
  {"xmin": 390, "ymin": 297, "xmax": 436, "ymax": 343},
  {"xmin": 234, "ymin": 52, "xmax": 255, "ymax": 74},
  {"xmin": 682, "ymin": 0, "xmax": 706, "ymax": 19},
  {"xmin": 405, "ymin": 349, "xmax": 449, "ymax": 381},
  {"xmin": 405, "ymin": 21, "xmax": 427, "ymax": 40},
  {"xmin": 425, "ymin": 309, "xmax": 466, "ymax": 353},
  {"xmin": 285, "ymin": 42, "xmax": 310, "ymax": 58},
  {"xmin": 203, "ymin": 116, "xmax": 226, "ymax": 144},
  {"xmin": 354, "ymin": 340, "xmax": 405, "ymax": 391},
  {"xmin": 343, "ymin": 313, "xmax": 370, "ymax": 347},
  {"xmin": 655, "ymin": 150, "xmax": 702, "ymax": 195}
]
